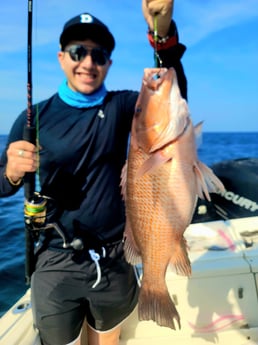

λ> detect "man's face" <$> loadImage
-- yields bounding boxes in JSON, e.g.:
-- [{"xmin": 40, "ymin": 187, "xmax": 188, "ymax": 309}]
[{"xmin": 58, "ymin": 39, "xmax": 112, "ymax": 94}]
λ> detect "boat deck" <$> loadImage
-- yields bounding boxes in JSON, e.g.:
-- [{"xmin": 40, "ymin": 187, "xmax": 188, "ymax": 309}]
[{"xmin": 1, "ymin": 217, "xmax": 258, "ymax": 345}]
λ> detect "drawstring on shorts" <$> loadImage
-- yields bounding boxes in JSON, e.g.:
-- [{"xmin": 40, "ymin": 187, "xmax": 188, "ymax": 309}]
[{"xmin": 88, "ymin": 247, "xmax": 106, "ymax": 288}]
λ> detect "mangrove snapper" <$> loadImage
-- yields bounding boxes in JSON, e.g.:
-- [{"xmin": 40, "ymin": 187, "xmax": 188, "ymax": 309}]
[{"xmin": 121, "ymin": 68, "xmax": 225, "ymax": 330}]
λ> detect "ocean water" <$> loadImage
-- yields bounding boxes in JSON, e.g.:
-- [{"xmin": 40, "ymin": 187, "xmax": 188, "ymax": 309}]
[{"xmin": 0, "ymin": 132, "xmax": 257, "ymax": 316}]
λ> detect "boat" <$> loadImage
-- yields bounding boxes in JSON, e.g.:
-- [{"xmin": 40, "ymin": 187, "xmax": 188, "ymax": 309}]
[{"xmin": 1, "ymin": 158, "xmax": 258, "ymax": 345}]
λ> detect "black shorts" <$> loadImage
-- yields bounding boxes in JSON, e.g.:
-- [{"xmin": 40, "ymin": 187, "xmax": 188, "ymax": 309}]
[{"xmin": 31, "ymin": 241, "xmax": 139, "ymax": 345}]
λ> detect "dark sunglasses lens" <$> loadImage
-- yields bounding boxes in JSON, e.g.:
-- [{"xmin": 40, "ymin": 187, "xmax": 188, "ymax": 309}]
[
  {"xmin": 91, "ymin": 48, "xmax": 109, "ymax": 66},
  {"xmin": 68, "ymin": 46, "xmax": 87, "ymax": 62},
  {"xmin": 67, "ymin": 46, "xmax": 109, "ymax": 65}
]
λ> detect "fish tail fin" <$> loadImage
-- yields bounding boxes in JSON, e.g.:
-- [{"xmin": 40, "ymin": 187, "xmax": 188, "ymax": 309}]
[
  {"xmin": 123, "ymin": 219, "xmax": 142, "ymax": 265},
  {"xmin": 138, "ymin": 281, "xmax": 181, "ymax": 330},
  {"xmin": 171, "ymin": 237, "xmax": 192, "ymax": 276}
]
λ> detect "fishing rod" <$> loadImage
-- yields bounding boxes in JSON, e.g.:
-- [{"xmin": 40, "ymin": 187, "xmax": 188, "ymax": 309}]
[
  {"xmin": 22, "ymin": 2, "xmax": 86, "ymax": 285},
  {"xmin": 23, "ymin": 0, "xmax": 35, "ymax": 197},
  {"xmin": 23, "ymin": 0, "xmax": 47, "ymax": 285}
]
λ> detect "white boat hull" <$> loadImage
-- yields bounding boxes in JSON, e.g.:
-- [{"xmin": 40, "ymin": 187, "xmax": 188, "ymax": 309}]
[{"xmin": 1, "ymin": 217, "xmax": 258, "ymax": 345}]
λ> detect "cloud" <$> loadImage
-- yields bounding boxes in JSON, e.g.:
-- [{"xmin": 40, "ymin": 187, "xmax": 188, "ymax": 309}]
[
  {"xmin": 0, "ymin": 0, "xmax": 257, "ymax": 133},
  {"xmin": 175, "ymin": 0, "xmax": 258, "ymax": 46}
]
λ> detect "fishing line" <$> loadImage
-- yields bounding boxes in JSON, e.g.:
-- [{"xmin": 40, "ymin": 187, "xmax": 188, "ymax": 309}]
[
  {"xmin": 153, "ymin": 15, "xmax": 159, "ymax": 67},
  {"xmin": 153, "ymin": 15, "xmax": 163, "ymax": 68}
]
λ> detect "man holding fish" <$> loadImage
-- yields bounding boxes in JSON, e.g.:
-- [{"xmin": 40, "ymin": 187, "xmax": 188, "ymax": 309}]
[{"xmin": 0, "ymin": 0, "xmax": 224, "ymax": 344}]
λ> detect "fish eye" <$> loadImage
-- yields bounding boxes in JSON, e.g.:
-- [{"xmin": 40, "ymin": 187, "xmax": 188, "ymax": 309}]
[{"xmin": 135, "ymin": 107, "xmax": 142, "ymax": 113}]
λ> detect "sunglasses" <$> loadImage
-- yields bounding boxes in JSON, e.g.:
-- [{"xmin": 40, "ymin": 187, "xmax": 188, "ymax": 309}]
[{"xmin": 64, "ymin": 45, "xmax": 110, "ymax": 66}]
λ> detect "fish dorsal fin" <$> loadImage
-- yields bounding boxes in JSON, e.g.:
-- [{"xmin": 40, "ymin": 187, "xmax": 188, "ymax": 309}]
[
  {"xmin": 194, "ymin": 121, "xmax": 203, "ymax": 149},
  {"xmin": 194, "ymin": 161, "xmax": 225, "ymax": 200}
]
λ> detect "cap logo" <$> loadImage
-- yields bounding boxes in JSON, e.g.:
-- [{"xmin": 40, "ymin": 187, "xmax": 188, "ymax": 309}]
[{"xmin": 80, "ymin": 14, "xmax": 93, "ymax": 24}]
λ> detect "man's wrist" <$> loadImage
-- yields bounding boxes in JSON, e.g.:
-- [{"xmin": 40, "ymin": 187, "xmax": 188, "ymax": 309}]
[
  {"xmin": 147, "ymin": 20, "xmax": 178, "ymax": 51},
  {"xmin": 4, "ymin": 171, "xmax": 23, "ymax": 186},
  {"xmin": 148, "ymin": 31, "xmax": 177, "ymax": 50}
]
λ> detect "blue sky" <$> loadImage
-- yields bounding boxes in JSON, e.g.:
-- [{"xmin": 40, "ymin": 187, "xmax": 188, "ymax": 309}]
[{"xmin": 0, "ymin": 0, "xmax": 257, "ymax": 134}]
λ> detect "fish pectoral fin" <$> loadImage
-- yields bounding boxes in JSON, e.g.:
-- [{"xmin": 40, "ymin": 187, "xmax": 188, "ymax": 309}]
[
  {"xmin": 138, "ymin": 281, "xmax": 181, "ymax": 330},
  {"xmin": 136, "ymin": 150, "xmax": 172, "ymax": 178},
  {"xmin": 149, "ymin": 113, "xmax": 188, "ymax": 153},
  {"xmin": 194, "ymin": 161, "xmax": 225, "ymax": 201}
]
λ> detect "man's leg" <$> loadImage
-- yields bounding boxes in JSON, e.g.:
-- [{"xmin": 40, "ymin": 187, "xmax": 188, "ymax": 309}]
[{"xmin": 86, "ymin": 324, "xmax": 121, "ymax": 345}]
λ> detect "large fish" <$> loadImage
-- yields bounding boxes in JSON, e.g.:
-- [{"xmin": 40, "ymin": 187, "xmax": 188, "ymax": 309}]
[{"xmin": 121, "ymin": 67, "xmax": 225, "ymax": 330}]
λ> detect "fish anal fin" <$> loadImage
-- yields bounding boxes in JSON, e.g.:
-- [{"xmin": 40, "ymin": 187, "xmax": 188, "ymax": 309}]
[
  {"xmin": 138, "ymin": 282, "xmax": 181, "ymax": 330},
  {"xmin": 170, "ymin": 237, "xmax": 191, "ymax": 277},
  {"xmin": 123, "ymin": 219, "xmax": 141, "ymax": 265},
  {"xmin": 120, "ymin": 161, "xmax": 128, "ymax": 201}
]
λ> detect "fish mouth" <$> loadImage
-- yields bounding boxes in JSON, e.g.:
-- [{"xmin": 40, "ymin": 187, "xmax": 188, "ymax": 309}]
[{"xmin": 143, "ymin": 68, "xmax": 174, "ymax": 91}]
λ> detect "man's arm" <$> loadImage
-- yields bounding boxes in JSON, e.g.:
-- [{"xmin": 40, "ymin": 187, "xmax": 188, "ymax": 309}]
[{"xmin": 142, "ymin": 0, "xmax": 187, "ymax": 100}]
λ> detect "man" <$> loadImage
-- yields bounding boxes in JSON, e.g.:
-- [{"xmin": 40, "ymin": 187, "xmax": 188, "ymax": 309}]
[{"xmin": 0, "ymin": 1, "xmax": 187, "ymax": 344}]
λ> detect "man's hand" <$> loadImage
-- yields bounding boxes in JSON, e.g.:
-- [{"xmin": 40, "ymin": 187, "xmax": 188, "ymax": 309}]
[
  {"xmin": 144, "ymin": 0, "xmax": 173, "ymax": 16},
  {"xmin": 142, "ymin": 0, "xmax": 174, "ymax": 36},
  {"xmin": 5, "ymin": 140, "xmax": 38, "ymax": 184}
]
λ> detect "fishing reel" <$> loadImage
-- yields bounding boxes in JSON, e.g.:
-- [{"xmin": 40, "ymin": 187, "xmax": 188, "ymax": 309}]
[
  {"xmin": 24, "ymin": 192, "xmax": 50, "ymax": 243},
  {"xmin": 24, "ymin": 192, "xmax": 48, "ymax": 229},
  {"xmin": 24, "ymin": 192, "xmax": 84, "ymax": 250}
]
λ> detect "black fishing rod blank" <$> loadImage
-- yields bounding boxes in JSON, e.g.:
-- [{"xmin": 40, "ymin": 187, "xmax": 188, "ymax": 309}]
[
  {"xmin": 23, "ymin": 0, "xmax": 36, "ymax": 286},
  {"xmin": 23, "ymin": 0, "xmax": 35, "ymax": 200},
  {"xmin": 24, "ymin": 0, "xmax": 47, "ymax": 285}
]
